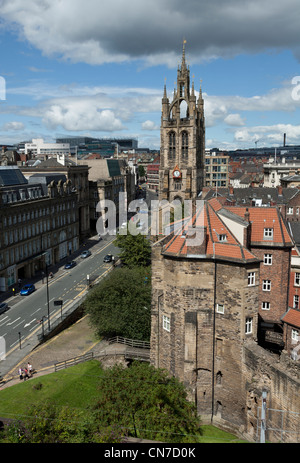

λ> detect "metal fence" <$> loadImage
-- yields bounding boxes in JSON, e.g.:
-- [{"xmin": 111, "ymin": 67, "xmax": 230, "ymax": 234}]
[
  {"xmin": 54, "ymin": 352, "xmax": 94, "ymax": 372},
  {"xmin": 108, "ymin": 336, "xmax": 150, "ymax": 349}
]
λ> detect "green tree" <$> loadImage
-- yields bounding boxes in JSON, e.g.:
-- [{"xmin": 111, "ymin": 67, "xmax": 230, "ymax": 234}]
[
  {"xmin": 138, "ymin": 165, "xmax": 145, "ymax": 178},
  {"xmin": 84, "ymin": 266, "xmax": 151, "ymax": 341},
  {"xmin": 93, "ymin": 362, "xmax": 202, "ymax": 443},
  {"xmin": 115, "ymin": 231, "xmax": 151, "ymax": 267},
  {"xmin": 3, "ymin": 403, "xmax": 123, "ymax": 443}
]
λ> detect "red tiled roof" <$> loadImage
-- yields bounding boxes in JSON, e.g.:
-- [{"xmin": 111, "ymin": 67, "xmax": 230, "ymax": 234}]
[
  {"xmin": 282, "ymin": 308, "xmax": 300, "ymax": 328},
  {"xmin": 162, "ymin": 200, "xmax": 258, "ymax": 263},
  {"xmin": 224, "ymin": 206, "xmax": 293, "ymax": 246}
]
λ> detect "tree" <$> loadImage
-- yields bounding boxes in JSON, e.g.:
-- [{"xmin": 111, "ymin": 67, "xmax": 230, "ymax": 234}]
[
  {"xmin": 3, "ymin": 402, "xmax": 124, "ymax": 443},
  {"xmin": 84, "ymin": 266, "xmax": 151, "ymax": 341},
  {"xmin": 92, "ymin": 362, "xmax": 202, "ymax": 443},
  {"xmin": 115, "ymin": 231, "xmax": 151, "ymax": 267},
  {"xmin": 138, "ymin": 165, "xmax": 145, "ymax": 179}
]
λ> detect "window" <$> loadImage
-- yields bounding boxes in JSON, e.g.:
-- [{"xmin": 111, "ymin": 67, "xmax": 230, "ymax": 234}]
[
  {"xmin": 262, "ymin": 302, "xmax": 270, "ymax": 310},
  {"xmin": 248, "ymin": 272, "xmax": 255, "ymax": 286},
  {"xmin": 287, "ymin": 207, "xmax": 294, "ymax": 215},
  {"xmin": 219, "ymin": 234, "xmax": 227, "ymax": 242},
  {"xmin": 262, "ymin": 280, "xmax": 271, "ymax": 291},
  {"xmin": 295, "ymin": 273, "xmax": 300, "ymax": 286},
  {"xmin": 168, "ymin": 132, "xmax": 176, "ymax": 160},
  {"xmin": 245, "ymin": 317, "xmax": 253, "ymax": 334},
  {"xmin": 293, "ymin": 295, "xmax": 299, "ymax": 309},
  {"xmin": 163, "ymin": 315, "xmax": 170, "ymax": 332},
  {"xmin": 264, "ymin": 254, "xmax": 272, "ymax": 265},
  {"xmin": 264, "ymin": 228, "xmax": 273, "ymax": 239},
  {"xmin": 292, "ymin": 329, "xmax": 299, "ymax": 342},
  {"xmin": 217, "ymin": 304, "xmax": 224, "ymax": 314},
  {"xmin": 181, "ymin": 131, "xmax": 188, "ymax": 159}
]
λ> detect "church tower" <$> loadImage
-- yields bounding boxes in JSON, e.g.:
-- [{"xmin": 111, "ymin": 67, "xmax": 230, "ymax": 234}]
[{"xmin": 159, "ymin": 42, "xmax": 205, "ymax": 203}]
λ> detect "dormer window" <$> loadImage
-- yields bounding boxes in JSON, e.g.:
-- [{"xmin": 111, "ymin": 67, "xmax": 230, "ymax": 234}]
[
  {"xmin": 219, "ymin": 234, "xmax": 227, "ymax": 242},
  {"xmin": 264, "ymin": 228, "xmax": 273, "ymax": 239}
]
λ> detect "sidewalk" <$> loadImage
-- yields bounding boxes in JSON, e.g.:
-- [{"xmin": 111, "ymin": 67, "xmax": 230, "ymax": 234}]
[{"xmin": 0, "ymin": 315, "xmax": 106, "ymax": 389}]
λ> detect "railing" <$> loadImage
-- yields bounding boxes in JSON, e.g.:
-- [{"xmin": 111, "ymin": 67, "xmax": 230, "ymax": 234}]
[
  {"xmin": 54, "ymin": 351, "xmax": 94, "ymax": 371},
  {"xmin": 97, "ymin": 348, "xmax": 150, "ymax": 362},
  {"xmin": 108, "ymin": 336, "xmax": 150, "ymax": 349}
]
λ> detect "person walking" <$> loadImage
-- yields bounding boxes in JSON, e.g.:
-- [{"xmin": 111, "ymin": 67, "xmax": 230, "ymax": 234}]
[
  {"xmin": 27, "ymin": 362, "xmax": 33, "ymax": 377},
  {"xmin": 23, "ymin": 368, "xmax": 29, "ymax": 381},
  {"xmin": 18, "ymin": 368, "xmax": 23, "ymax": 381}
]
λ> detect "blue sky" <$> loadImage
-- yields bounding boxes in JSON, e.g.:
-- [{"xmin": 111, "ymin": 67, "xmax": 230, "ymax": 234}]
[{"xmin": 0, "ymin": 0, "xmax": 300, "ymax": 151}]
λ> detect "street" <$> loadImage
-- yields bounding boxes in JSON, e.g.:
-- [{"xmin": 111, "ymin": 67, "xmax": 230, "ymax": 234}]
[{"xmin": 0, "ymin": 234, "xmax": 118, "ymax": 360}]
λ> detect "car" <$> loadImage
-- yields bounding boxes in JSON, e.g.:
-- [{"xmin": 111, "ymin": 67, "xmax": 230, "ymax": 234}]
[
  {"xmin": 20, "ymin": 284, "xmax": 35, "ymax": 296},
  {"xmin": 0, "ymin": 302, "xmax": 8, "ymax": 315},
  {"xmin": 80, "ymin": 250, "xmax": 91, "ymax": 258},
  {"xmin": 65, "ymin": 261, "xmax": 77, "ymax": 269},
  {"xmin": 103, "ymin": 254, "xmax": 113, "ymax": 263}
]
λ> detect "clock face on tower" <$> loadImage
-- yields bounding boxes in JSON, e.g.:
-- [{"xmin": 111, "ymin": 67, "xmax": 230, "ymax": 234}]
[{"xmin": 173, "ymin": 167, "xmax": 181, "ymax": 179}]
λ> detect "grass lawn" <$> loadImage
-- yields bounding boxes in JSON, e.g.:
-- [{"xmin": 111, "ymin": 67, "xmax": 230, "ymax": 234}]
[
  {"xmin": 0, "ymin": 359, "xmax": 248, "ymax": 443},
  {"xmin": 0, "ymin": 359, "xmax": 103, "ymax": 419}
]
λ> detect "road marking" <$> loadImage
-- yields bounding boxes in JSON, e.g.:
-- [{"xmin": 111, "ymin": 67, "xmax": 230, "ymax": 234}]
[
  {"xmin": 7, "ymin": 317, "xmax": 20, "ymax": 326},
  {"xmin": 24, "ymin": 318, "xmax": 36, "ymax": 328}
]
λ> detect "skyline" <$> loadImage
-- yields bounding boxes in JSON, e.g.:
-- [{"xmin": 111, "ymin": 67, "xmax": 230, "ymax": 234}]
[{"xmin": 0, "ymin": 0, "xmax": 300, "ymax": 151}]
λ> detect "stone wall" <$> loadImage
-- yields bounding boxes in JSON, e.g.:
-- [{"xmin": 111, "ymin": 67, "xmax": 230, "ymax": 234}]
[{"xmin": 242, "ymin": 341, "xmax": 300, "ymax": 443}]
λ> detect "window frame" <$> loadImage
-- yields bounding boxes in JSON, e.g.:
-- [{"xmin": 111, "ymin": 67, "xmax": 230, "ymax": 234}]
[
  {"xmin": 248, "ymin": 272, "xmax": 256, "ymax": 286},
  {"xmin": 263, "ymin": 228, "xmax": 273, "ymax": 240},
  {"xmin": 245, "ymin": 317, "xmax": 253, "ymax": 334},
  {"xmin": 216, "ymin": 304, "xmax": 225, "ymax": 314},
  {"xmin": 262, "ymin": 280, "xmax": 271, "ymax": 291},
  {"xmin": 262, "ymin": 301, "xmax": 270, "ymax": 311},
  {"xmin": 263, "ymin": 253, "xmax": 272, "ymax": 265},
  {"xmin": 163, "ymin": 315, "xmax": 170, "ymax": 332}
]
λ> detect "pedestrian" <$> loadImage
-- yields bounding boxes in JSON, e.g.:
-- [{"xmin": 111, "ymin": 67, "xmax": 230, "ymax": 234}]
[
  {"xmin": 18, "ymin": 278, "xmax": 22, "ymax": 288},
  {"xmin": 18, "ymin": 367, "xmax": 23, "ymax": 381},
  {"xmin": 23, "ymin": 368, "xmax": 29, "ymax": 381},
  {"xmin": 27, "ymin": 362, "xmax": 32, "ymax": 377}
]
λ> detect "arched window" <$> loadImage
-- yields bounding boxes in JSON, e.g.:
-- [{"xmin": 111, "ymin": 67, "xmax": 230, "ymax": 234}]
[
  {"xmin": 180, "ymin": 100, "xmax": 188, "ymax": 119},
  {"xmin": 168, "ymin": 132, "xmax": 176, "ymax": 160},
  {"xmin": 181, "ymin": 131, "xmax": 188, "ymax": 159}
]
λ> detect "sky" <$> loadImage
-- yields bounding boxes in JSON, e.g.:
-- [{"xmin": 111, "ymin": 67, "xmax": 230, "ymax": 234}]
[{"xmin": 0, "ymin": 0, "xmax": 300, "ymax": 151}]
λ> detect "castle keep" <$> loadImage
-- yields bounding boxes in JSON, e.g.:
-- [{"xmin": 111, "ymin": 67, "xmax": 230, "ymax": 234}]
[{"xmin": 150, "ymin": 46, "xmax": 300, "ymax": 442}]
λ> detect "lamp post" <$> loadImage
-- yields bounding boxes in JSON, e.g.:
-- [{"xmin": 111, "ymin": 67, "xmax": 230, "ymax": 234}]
[{"xmin": 45, "ymin": 261, "xmax": 50, "ymax": 331}]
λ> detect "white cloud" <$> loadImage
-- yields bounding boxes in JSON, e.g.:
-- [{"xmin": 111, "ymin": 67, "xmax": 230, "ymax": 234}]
[
  {"xmin": 233, "ymin": 124, "xmax": 300, "ymax": 145},
  {"xmin": 2, "ymin": 121, "xmax": 25, "ymax": 131},
  {"xmin": 224, "ymin": 113, "xmax": 245, "ymax": 126},
  {"xmin": 141, "ymin": 120, "xmax": 159, "ymax": 131},
  {"xmin": 1, "ymin": 0, "xmax": 300, "ymax": 65}
]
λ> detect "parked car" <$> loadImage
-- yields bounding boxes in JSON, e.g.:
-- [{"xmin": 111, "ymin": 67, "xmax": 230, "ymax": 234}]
[
  {"xmin": 65, "ymin": 261, "xmax": 77, "ymax": 269},
  {"xmin": 103, "ymin": 254, "xmax": 113, "ymax": 263},
  {"xmin": 0, "ymin": 302, "xmax": 8, "ymax": 315},
  {"xmin": 20, "ymin": 284, "xmax": 35, "ymax": 296},
  {"xmin": 80, "ymin": 250, "xmax": 91, "ymax": 258}
]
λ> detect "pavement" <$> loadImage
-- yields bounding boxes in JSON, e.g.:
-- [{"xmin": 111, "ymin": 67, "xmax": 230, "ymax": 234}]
[{"xmin": 0, "ymin": 314, "xmax": 108, "ymax": 389}]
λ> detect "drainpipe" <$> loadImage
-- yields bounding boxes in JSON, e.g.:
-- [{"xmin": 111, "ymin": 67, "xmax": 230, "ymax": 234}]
[{"xmin": 211, "ymin": 259, "xmax": 217, "ymax": 424}]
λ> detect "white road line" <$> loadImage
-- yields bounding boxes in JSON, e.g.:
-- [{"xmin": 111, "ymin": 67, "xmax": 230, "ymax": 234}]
[
  {"xmin": 7, "ymin": 317, "xmax": 20, "ymax": 326},
  {"xmin": 13, "ymin": 319, "xmax": 25, "ymax": 329},
  {"xmin": 32, "ymin": 307, "xmax": 42, "ymax": 314}
]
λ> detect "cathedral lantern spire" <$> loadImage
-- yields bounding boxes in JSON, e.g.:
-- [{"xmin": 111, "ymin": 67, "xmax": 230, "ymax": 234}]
[{"xmin": 159, "ymin": 43, "xmax": 205, "ymax": 203}]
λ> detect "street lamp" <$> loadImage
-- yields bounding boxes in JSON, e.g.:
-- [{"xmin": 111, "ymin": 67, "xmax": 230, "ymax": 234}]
[{"xmin": 42, "ymin": 256, "xmax": 51, "ymax": 332}]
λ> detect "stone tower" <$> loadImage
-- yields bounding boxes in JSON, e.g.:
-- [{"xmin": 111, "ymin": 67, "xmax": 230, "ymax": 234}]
[{"xmin": 159, "ymin": 42, "xmax": 205, "ymax": 203}]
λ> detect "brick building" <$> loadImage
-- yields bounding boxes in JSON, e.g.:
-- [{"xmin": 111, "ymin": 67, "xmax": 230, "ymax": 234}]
[{"xmin": 150, "ymin": 197, "xmax": 294, "ymax": 428}]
